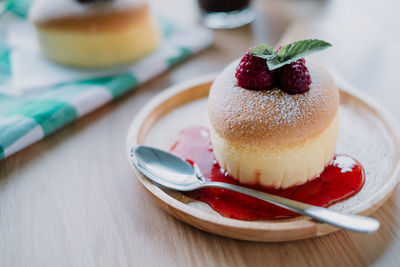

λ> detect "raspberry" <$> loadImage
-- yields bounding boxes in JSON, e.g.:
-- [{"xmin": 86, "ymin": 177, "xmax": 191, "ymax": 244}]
[
  {"xmin": 278, "ymin": 59, "xmax": 311, "ymax": 94},
  {"xmin": 235, "ymin": 52, "xmax": 275, "ymax": 90}
]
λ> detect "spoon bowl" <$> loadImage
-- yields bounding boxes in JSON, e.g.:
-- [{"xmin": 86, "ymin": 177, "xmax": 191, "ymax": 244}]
[{"xmin": 131, "ymin": 146, "xmax": 200, "ymax": 191}]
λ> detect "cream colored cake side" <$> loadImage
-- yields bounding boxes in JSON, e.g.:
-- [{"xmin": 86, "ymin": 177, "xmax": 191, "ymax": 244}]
[
  {"xmin": 35, "ymin": 14, "xmax": 160, "ymax": 68},
  {"xmin": 210, "ymin": 114, "xmax": 339, "ymax": 188}
]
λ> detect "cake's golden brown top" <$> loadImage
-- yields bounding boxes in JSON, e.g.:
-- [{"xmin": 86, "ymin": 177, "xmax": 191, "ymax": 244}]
[
  {"xmin": 30, "ymin": 0, "xmax": 149, "ymax": 33},
  {"xmin": 208, "ymin": 60, "xmax": 339, "ymax": 145}
]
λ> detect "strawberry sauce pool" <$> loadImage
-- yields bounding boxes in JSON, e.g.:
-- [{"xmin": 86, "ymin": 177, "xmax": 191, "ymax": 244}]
[{"xmin": 170, "ymin": 127, "xmax": 365, "ymax": 221}]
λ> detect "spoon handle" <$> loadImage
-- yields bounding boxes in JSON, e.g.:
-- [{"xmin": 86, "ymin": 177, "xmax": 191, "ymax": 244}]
[{"xmin": 200, "ymin": 182, "xmax": 379, "ymax": 233}]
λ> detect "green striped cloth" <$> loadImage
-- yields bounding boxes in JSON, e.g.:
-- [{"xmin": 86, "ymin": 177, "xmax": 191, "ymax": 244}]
[{"xmin": 0, "ymin": 1, "xmax": 212, "ymax": 159}]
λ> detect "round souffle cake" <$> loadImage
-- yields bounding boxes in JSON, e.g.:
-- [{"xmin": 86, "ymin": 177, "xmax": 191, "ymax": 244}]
[
  {"xmin": 29, "ymin": 0, "xmax": 160, "ymax": 68},
  {"xmin": 208, "ymin": 41, "xmax": 339, "ymax": 188}
]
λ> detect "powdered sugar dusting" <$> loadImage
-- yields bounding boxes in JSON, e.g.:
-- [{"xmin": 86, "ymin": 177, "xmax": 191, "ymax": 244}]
[{"xmin": 208, "ymin": 61, "xmax": 339, "ymax": 144}]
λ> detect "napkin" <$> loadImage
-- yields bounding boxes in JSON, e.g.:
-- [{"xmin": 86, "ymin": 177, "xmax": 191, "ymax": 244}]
[{"xmin": 0, "ymin": 3, "xmax": 213, "ymax": 160}]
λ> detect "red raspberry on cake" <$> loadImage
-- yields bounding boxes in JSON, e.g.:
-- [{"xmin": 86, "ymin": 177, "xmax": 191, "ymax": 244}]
[
  {"xmin": 278, "ymin": 59, "xmax": 311, "ymax": 94},
  {"xmin": 235, "ymin": 52, "xmax": 275, "ymax": 90}
]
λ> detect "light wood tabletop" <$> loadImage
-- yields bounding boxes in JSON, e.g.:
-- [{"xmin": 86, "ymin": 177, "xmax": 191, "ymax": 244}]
[{"xmin": 1, "ymin": 0, "xmax": 400, "ymax": 266}]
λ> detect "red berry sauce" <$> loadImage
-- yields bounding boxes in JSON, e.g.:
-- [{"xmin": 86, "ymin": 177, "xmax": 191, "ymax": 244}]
[{"xmin": 170, "ymin": 127, "xmax": 365, "ymax": 221}]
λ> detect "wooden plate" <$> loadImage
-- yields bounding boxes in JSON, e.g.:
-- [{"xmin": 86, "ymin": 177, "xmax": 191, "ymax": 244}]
[{"xmin": 126, "ymin": 74, "xmax": 400, "ymax": 242}]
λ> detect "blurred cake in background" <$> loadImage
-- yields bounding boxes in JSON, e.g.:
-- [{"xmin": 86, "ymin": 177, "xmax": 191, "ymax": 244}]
[{"xmin": 29, "ymin": 0, "xmax": 160, "ymax": 68}]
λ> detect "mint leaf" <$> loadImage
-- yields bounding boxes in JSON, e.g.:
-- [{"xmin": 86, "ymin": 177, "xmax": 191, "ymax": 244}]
[
  {"xmin": 250, "ymin": 44, "xmax": 276, "ymax": 60},
  {"xmin": 267, "ymin": 39, "xmax": 331, "ymax": 70},
  {"xmin": 249, "ymin": 39, "xmax": 331, "ymax": 70}
]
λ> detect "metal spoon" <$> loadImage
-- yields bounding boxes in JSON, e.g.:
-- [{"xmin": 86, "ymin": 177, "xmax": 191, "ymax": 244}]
[{"xmin": 130, "ymin": 145, "xmax": 380, "ymax": 233}]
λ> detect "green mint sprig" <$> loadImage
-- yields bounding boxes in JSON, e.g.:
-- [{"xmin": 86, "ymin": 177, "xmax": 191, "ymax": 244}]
[{"xmin": 250, "ymin": 39, "xmax": 332, "ymax": 70}]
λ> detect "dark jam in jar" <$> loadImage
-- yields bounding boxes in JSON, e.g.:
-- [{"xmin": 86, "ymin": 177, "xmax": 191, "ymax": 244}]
[
  {"xmin": 198, "ymin": 0, "xmax": 250, "ymax": 12},
  {"xmin": 170, "ymin": 127, "xmax": 365, "ymax": 221}
]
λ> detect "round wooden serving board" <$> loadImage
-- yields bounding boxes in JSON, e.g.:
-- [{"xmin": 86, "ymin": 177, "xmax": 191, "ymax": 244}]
[{"xmin": 126, "ymin": 74, "xmax": 400, "ymax": 242}]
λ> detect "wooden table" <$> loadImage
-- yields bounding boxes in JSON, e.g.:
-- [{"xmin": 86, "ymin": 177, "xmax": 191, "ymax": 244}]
[{"xmin": 1, "ymin": 0, "xmax": 400, "ymax": 266}]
